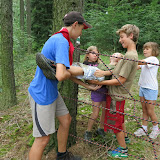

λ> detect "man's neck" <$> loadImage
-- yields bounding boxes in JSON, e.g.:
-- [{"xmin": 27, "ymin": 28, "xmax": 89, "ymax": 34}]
[{"xmin": 65, "ymin": 26, "xmax": 72, "ymax": 38}]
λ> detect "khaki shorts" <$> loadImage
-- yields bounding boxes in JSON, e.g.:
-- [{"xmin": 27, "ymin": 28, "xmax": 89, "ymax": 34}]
[{"xmin": 28, "ymin": 92, "xmax": 69, "ymax": 137}]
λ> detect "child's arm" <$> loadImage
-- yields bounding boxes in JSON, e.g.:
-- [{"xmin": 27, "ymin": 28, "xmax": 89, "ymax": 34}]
[
  {"xmin": 88, "ymin": 76, "xmax": 126, "ymax": 86},
  {"xmin": 137, "ymin": 65, "xmax": 141, "ymax": 70},
  {"xmin": 94, "ymin": 70, "xmax": 112, "ymax": 77},
  {"xmin": 70, "ymin": 76, "xmax": 102, "ymax": 91},
  {"xmin": 138, "ymin": 59, "xmax": 147, "ymax": 65},
  {"xmin": 137, "ymin": 59, "xmax": 147, "ymax": 70}
]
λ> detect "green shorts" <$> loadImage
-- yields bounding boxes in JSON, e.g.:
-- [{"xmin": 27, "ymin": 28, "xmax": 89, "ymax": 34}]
[{"xmin": 28, "ymin": 92, "xmax": 69, "ymax": 137}]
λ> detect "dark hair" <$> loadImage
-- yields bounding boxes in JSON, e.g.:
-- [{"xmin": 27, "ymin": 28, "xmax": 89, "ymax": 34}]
[
  {"xmin": 63, "ymin": 11, "xmax": 92, "ymax": 29},
  {"xmin": 64, "ymin": 21, "xmax": 83, "ymax": 27}
]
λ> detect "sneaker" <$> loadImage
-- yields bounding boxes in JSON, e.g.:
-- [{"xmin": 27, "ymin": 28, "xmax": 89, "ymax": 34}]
[
  {"xmin": 108, "ymin": 146, "xmax": 128, "ymax": 158},
  {"xmin": 56, "ymin": 151, "xmax": 81, "ymax": 160},
  {"xmin": 134, "ymin": 128, "xmax": 147, "ymax": 136},
  {"xmin": 84, "ymin": 131, "xmax": 92, "ymax": 142},
  {"xmin": 96, "ymin": 128, "xmax": 106, "ymax": 138},
  {"xmin": 149, "ymin": 129, "xmax": 160, "ymax": 139},
  {"xmin": 36, "ymin": 53, "xmax": 57, "ymax": 80}
]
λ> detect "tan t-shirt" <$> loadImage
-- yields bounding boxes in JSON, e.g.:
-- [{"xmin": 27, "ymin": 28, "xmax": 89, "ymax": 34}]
[
  {"xmin": 109, "ymin": 50, "xmax": 138, "ymax": 101},
  {"xmin": 98, "ymin": 63, "xmax": 115, "ymax": 80}
]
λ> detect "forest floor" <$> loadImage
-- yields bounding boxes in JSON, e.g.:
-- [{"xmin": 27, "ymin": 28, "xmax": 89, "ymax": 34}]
[{"xmin": 0, "ymin": 54, "xmax": 160, "ymax": 160}]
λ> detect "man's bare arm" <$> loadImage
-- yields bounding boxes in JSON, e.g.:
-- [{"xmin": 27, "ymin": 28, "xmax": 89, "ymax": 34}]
[{"xmin": 56, "ymin": 63, "xmax": 71, "ymax": 81}]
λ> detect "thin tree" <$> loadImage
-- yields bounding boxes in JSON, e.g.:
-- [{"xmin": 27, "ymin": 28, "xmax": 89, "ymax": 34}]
[
  {"xmin": 1, "ymin": 0, "xmax": 16, "ymax": 108},
  {"xmin": 31, "ymin": 0, "xmax": 53, "ymax": 51},
  {"xmin": 20, "ymin": 0, "xmax": 24, "ymax": 51},
  {"xmin": 26, "ymin": 0, "xmax": 32, "ymax": 54}
]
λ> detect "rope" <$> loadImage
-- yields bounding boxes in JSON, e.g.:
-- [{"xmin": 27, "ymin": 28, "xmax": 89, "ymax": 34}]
[
  {"xmin": 68, "ymin": 47, "xmax": 159, "ymax": 159},
  {"xmin": 69, "ymin": 133, "xmax": 145, "ymax": 160},
  {"xmin": 63, "ymin": 95, "xmax": 160, "ymax": 146},
  {"xmin": 79, "ymin": 86, "xmax": 160, "ymax": 107},
  {"xmin": 75, "ymin": 47, "xmax": 160, "ymax": 67},
  {"xmin": 94, "ymin": 48, "xmax": 159, "ymax": 159}
]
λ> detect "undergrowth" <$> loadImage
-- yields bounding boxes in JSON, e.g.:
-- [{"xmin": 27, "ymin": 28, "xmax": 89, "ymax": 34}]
[{"xmin": 0, "ymin": 53, "xmax": 160, "ymax": 159}]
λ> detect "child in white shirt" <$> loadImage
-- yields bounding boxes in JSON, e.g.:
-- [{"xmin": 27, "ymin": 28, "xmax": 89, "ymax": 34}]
[{"xmin": 134, "ymin": 42, "xmax": 159, "ymax": 139}]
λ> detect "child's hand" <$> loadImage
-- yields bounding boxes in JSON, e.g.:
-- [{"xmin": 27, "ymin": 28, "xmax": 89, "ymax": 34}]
[
  {"xmin": 88, "ymin": 80, "xmax": 99, "ymax": 84},
  {"xmin": 88, "ymin": 84, "xmax": 102, "ymax": 91},
  {"xmin": 94, "ymin": 70, "xmax": 104, "ymax": 77}
]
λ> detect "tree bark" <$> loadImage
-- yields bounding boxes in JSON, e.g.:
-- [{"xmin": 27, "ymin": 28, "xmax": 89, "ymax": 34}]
[
  {"xmin": 45, "ymin": 0, "xmax": 84, "ymax": 153},
  {"xmin": 20, "ymin": 0, "xmax": 24, "ymax": 31},
  {"xmin": 57, "ymin": 0, "xmax": 84, "ymax": 147},
  {"xmin": 1, "ymin": 0, "xmax": 17, "ymax": 108},
  {"xmin": 52, "ymin": 0, "xmax": 84, "ymax": 33},
  {"xmin": 20, "ymin": 0, "xmax": 24, "ymax": 51}
]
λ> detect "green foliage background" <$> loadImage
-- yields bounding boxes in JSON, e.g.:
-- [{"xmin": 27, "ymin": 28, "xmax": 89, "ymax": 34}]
[
  {"xmin": 11, "ymin": 0, "xmax": 160, "ymax": 54},
  {"xmin": 0, "ymin": 0, "xmax": 160, "ymax": 158},
  {"xmin": 81, "ymin": 0, "xmax": 160, "ymax": 53},
  {"xmin": 31, "ymin": 0, "xmax": 53, "ymax": 51}
]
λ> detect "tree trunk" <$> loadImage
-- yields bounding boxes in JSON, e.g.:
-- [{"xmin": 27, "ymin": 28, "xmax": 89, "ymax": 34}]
[
  {"xmin": 45, "ymin": 0, "xmax": 84, "ymax": 153},
  {"xmin": 1, "ymin": 0, "xmax": 17, "ymax": 108},
  {"xmin": 20, "ymin": 0, "xmax": 24, "ymax": 52},
  {"xmin": 53, "ymin": 0, "xmax": 84, "ymax": 33},
  {"xmin": 26, "ymin": 0, "xmax": 32, "ymax": 54},
  {"xmin": 57, "ymin": 0, "xmax": 84, "ymax": 147}
]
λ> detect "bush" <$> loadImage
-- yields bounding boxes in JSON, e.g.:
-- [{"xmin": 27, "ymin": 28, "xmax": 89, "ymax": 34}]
[{"xmin": 82, "ymin": 0, "xmax": 160, "ymax": 53}]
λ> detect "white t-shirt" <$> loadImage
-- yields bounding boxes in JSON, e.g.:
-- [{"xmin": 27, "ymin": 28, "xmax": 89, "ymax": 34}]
[{"xmin": 138, "ymin": 56, "xmax": 159, "ymax": 90}]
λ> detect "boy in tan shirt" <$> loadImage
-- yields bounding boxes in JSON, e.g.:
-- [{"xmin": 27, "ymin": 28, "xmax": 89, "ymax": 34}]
[{"xmin": 90, "ymin": 24, "xmax": 139, "ymax": 158}]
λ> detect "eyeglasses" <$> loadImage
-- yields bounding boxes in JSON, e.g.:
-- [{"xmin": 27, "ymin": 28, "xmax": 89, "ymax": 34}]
[{"xmin": 89, "ymin": 51, "xmax": 99, "ymax": 56}]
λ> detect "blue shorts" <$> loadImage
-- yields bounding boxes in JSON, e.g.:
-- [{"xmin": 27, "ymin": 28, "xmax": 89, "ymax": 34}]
[{"xmin": 139, "ymin": 87, "xmax": 158, "ymax": 100}]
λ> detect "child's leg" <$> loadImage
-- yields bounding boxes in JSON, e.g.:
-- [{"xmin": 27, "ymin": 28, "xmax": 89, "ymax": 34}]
[
  {"xmin": 72, "ymin": 62, "xmax": 105, "ymax": 81},
  {"xmin": 68, "ymin": 66, "xmax": 84, "ymax": 76},
  {"xmin": 141, "ymin": 96, "xmax": 149, "ymax": 127},
  {"xmin": 146, "ymin": 100, "xmax": 158, "ymax": 126},
  {"xmin": 87, "ymin": 101, "xmax": 101, "ymax": 131},
  {"xmin": 99, "ymin": 101, "xmax": 106, "ymax": 129},
  {"xmin": 115, "ymin": 130, "xmax": 126, "ymax": 148},
  {"xmin": 122, "ymin": 123, "xmax": 130, "ymax": 144},
  {"xmin": 134, "ymin": 96, "xmax": 148, "ymax": 136},
  {"xmin": 122, "ymin": 123, "xmax": 127, "ymax": 137},
  {"xmin": 146, "ymin": 100, "xmax": 159, "ymax": 139}
]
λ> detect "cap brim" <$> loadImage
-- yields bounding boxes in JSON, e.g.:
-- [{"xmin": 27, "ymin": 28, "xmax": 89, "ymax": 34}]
[{"xmin": 83, "ymin": 21, "xmax": 92, "ymax": 29}]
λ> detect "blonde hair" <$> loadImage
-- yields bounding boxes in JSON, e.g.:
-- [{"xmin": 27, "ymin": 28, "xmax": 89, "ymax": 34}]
[
  {"xmin": 115, "ymin": 53, "xmax": 124, "ymax": 58},
  {"xmin": 143, "ymin": 42, "xmax": 159, "ymax": 57},
  {"xmin": 116, "ymin": 24, "xmax": 139, "ymax": 44},
  {"xmin": 84, "ymin": 46, "xmax": 100, "ymax": 63},
  {"xmin": 110, "ymin": 52, "xmax": 124, "ymax": 64}
]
